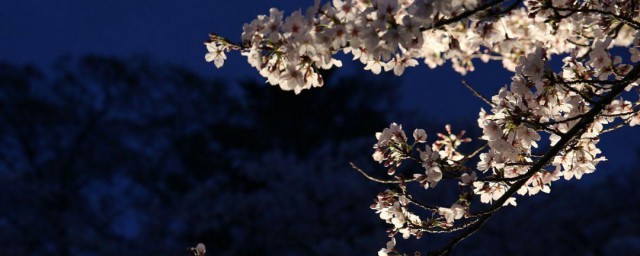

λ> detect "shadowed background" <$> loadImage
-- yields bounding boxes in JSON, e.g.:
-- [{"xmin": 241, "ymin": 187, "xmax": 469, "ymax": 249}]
[{"xmin": 1, "ymin": 1, "xmax": 639, "ymax": 255}]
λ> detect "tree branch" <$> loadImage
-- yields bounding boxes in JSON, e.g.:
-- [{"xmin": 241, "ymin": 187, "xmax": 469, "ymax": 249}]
[
  {"xmin": 550, "ymin": 6, "xmax": 640, "ymax": 30},
  {"xmin": 422, "ymin": 0, "xmax": 520, "ymax": 31},
  {"xmin": 350, "ymin": 162, "xmax": 416, "ymax": 184},
  {"xmin": 428, "ymin": 63, "xmax": 640, "ymax": 255},
  {"xmin": 462, "ymin": 80, "xmax": 494, "ymax": 106}
]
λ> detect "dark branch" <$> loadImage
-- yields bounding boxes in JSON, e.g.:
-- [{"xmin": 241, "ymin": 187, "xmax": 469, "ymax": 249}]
[{"xmin": 422, "ymin": 0, "xmax": 520, "ymax": 31}]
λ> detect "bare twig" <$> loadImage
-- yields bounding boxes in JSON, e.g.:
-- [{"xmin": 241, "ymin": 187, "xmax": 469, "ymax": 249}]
[
  {"xmin": 420, "ymin": 218, "xmax": 481, "ymax": 234},
  {"xmin": 349, "ymin": 162, "xmax": 416, "ymax": 184},
  {"xmin": 602, "ymin": 121, "xmax": 631, "ymax": 134},
  {"xmin": 405, "ymin": 196, "xmax": 439, "ymax": 212},
  {"xmin": 462, "ymin": 80, "xmax": 494, "ymax": 106},
  {"xmin": 550, "ymin": 6, "xmax": 640, "ymax": 30},
  {"xmin": 461, "ymin": 143, "xmax": 488, "ymax": 163}
]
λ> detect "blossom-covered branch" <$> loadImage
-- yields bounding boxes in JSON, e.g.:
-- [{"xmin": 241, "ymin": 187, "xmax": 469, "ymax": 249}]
[{"xmin": 205, "ymin": 0, "xmax": 640, "ymax": 254}]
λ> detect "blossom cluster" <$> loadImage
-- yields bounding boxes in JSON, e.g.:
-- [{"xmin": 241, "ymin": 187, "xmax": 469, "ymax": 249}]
[
  {"xmin": 207, "ymin": 0, "xmax": 636, "ymax": 94},
  {"xmin": 372, "ymin": 123, "xmax": 472, "ymax": 188},
  {"xmin": 364, "ymin": 0, "xmax": 639, "ymax": 252},
  {"xmin": 207, "ymin": 0, "xmax": 640, "ymax": 254},
  {"xmin": 475, "ymin": 34, "xmax": 640, "ymax": 201},
  {"xmin": 369, "ymin": 124, "xmax": 475, "ymax": 232},
  {"xmin": 371, "ymin": 190, "xmax": 424, "ymax": 240}
]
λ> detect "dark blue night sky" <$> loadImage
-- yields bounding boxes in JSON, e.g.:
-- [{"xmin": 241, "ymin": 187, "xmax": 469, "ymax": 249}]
[
  {"xmin": 3, "ymin": 0, "xmax": 637, "ymax": 167},
  {"xmin": 2, "ymin": 1, "xmax": 640, "ymax": 255}
]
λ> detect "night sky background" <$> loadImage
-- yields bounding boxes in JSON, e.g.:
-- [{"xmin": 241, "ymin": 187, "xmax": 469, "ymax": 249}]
[{"xmin": 1, "ymin": 1, "xmax": 639, "ymax": 255}]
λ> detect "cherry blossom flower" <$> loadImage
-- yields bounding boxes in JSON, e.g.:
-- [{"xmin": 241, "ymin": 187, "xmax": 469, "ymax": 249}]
[
  {"xmin": 189, "ymin": 243, "xmax": 206, "ymax": 256},
  {"xmin": 519, "ymin": 48, "xmax": 546, "ymax": 82},
  {"xmin": 459, "ymin": 171, "xmax": 477, "ymax": 185},
  {"xmin": 365, "ymin": 59, "xmax": 384, "ymax": 75},
  {"xmin": 515, "ymin": 126, "xmax": 541, "ymax": 149},
  {"xmin": 385, "ymin": 53, "xmax": 419, "ymax": 76},
  {"xmin": 204, "ymin": 43, "xmax": 226, "ymax": 68},
  {"xmin": 630, "ymin": 113, "xmax": 640, "ymax": 126},
  {"xmin": 375, "ymin": 123, "xmax": 407, "ymax": 147},
  {"xmin": 588, "ymin": 39, "xmax": 613, "ymax": 71},
  {"xmin": 480, "ymin": 121, "xmax": 502, "ymax": 141},
  {"xmin": 413, "ymin": 128, "xmax": 427, "ymax": 143},
  {"xmin": 438, "ymin": 203, "xmax": 465, "ymax": 224},
  {"xmin": 377, "ymin": 238, "xmax": 396, "ymax": 256}
]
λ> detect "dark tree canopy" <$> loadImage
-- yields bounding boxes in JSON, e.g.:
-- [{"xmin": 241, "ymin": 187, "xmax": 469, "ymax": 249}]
[{"xmin": 0, "ymin": 56, "xmax": 638, "ymax": 255}]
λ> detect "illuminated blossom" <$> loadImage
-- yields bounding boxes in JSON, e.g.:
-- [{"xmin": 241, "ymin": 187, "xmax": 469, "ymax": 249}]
[
  {"xmin": 204, "ymin": 43, "xmax": 226, "ymax": 68},
  {"xmin": 207, "ymin": 0, "xmax": 640, "ymax": 253}
]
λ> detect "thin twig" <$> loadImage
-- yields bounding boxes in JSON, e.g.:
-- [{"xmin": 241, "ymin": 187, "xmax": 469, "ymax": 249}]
[
  {"xmin": 349, "ymin": 162, "xmax": 415, "ymax": 184},
  {"xmin": 405, "ymin": 196, "xmax": 439, "ymax": 211},
  {"xmin": 419, "ymin": 218, "xmax": 481, "ymax": 234},
  {"xmin": 601, "ymin": 106, "xmax": 640, "ymax": 117},
  {"xmin": 602, "ymin": 121, "xmax": 630, "ymax": 134},
  {"xmin": 460, "ymin": 143, "xmax": 488, "ymax": 164},
  {"xmin": 462, "ymin": 80, "xmax": 494, "ymax": 106},
  {"xmin": 539, "ymin": 113, "xmax": 585, "ymax": 126}
]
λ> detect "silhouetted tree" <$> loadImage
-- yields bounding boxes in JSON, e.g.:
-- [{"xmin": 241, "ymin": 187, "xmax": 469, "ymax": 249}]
[{"xmin": 0, "ymin": 56, "xmax": 399, "ymax": 255}]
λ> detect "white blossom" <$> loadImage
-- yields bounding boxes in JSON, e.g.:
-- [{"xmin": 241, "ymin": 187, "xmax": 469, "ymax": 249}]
[
  {"xmin": 413, "ymin": 128, "xmax": 427, "ymax": 143},
  {"xmin": 438, "ymin": 203, "xmax": 465, "ymax": 224},
  {"xmin": 204, "ymin": 43, "xmax": 226, "ymax": 68}
]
